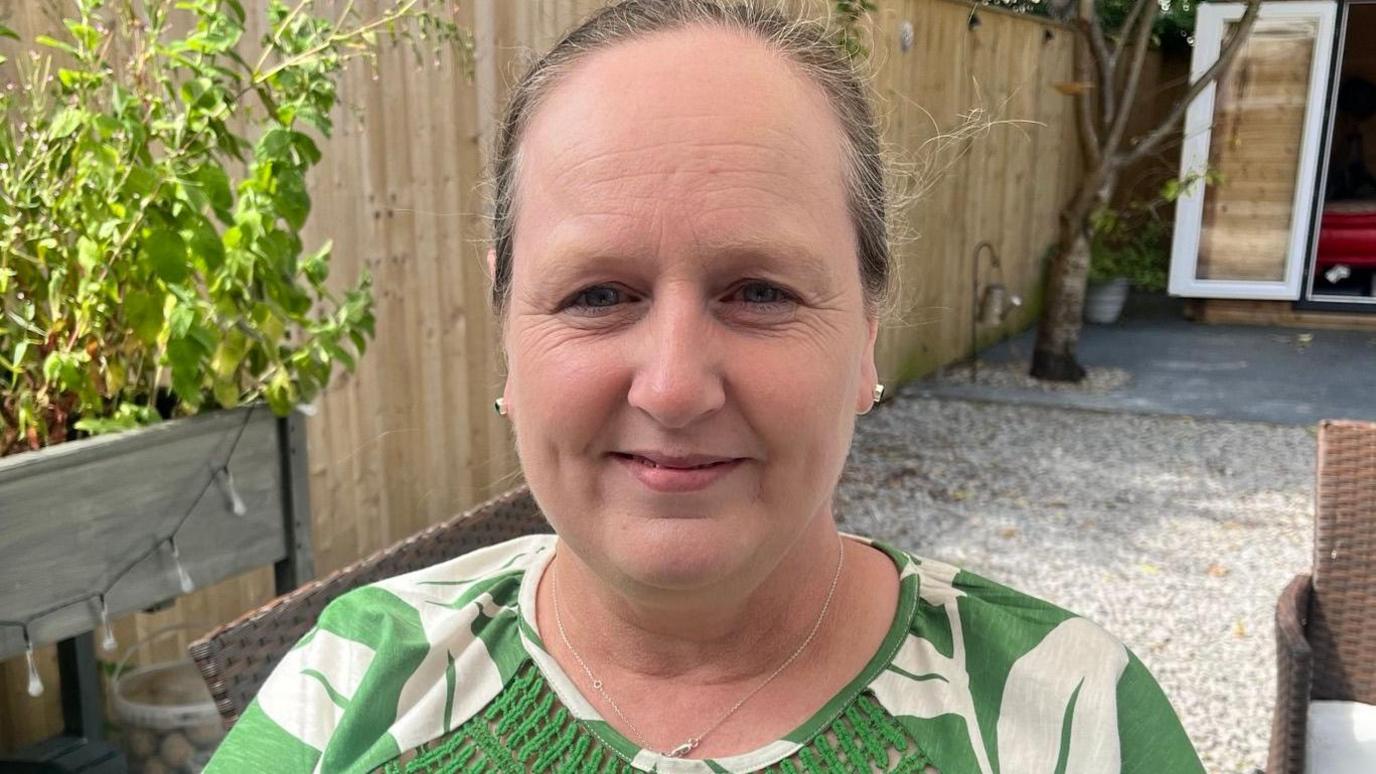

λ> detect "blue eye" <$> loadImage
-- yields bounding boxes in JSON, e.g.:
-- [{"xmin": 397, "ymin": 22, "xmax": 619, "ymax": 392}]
[
  {"xmin": 560, "ymin": 281, "xmax": 793, "ymax": 317},
  {"xmin": 739, "ymin": 282, "xmax": 787, "ymax": 305},
  {"xmin": 564, "ymin": 285, "xmax": 629, "ymax": 314},
  {"xmin": 576, "ymin": 286, "xmax": 620, "ymax": 307},
  {"xmin": 734, "ymin": 281, "xmax": 795, "ymax": 308}
]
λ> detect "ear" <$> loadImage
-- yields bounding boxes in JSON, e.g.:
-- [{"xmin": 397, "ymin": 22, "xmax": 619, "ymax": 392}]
[
  {"xmin": 855, "ymin": 316, "xmax": 880, "ymax": 414},
  {"xmin": 489, "ymin": 247, "xmax": 513, "ymax": 393}
]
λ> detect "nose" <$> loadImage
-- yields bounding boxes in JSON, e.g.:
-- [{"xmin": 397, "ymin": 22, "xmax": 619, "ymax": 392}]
[{"xmin": 626, "ymin": 289, "xmax": 726, "ymax": 429}]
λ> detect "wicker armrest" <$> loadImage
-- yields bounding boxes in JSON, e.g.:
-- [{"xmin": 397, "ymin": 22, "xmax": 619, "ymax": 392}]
[
  {"xmin": 1267, "ymin": 573, "xmax": 1314, "ymax": 774},
  {"xmin": 188, "ymin": 485, "xmax": 549, "ymax": 727}
]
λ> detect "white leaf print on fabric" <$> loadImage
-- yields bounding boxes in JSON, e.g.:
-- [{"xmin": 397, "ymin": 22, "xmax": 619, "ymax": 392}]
[
  {"xmin": 870, "ymin": 629, "xmax": 994, "ymax": 774},
  {"xmin": 871, "ymin": 558, "xmax": 996, "ymax": 774},
  {"xmin": 257, "ymin": 629, "xmax": 376, "ymax": 753},
  {"xmin": 911, "ymin": 556, "xmax": 964, "ymax": 608},
  {"xmin": 996, "ymin": 617, "xmax": 1127, "ymax": 774},
  {"xmin": 368, "ymin": 537, "xmax": 544, "ymax": 754},
  {"xmin": 387, "ymin": 590, "xmax": 510, "ymax": 753}
]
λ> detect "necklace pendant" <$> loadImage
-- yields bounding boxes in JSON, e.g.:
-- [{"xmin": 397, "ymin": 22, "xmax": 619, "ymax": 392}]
[{"xmin": 665, "ymin": 739, "xmax": 698, "ymax": 758}]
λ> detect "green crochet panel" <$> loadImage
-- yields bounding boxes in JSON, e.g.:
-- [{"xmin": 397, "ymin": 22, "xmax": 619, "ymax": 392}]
[{"xmin": 375, "ymin": 663, "xmax": 937, "ymax": 774}]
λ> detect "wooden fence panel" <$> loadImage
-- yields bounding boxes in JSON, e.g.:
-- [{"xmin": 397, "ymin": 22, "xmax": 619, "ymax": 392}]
[
  {"xmin": 0, "ymin": 0, "xmax": 1078, "ymax": 750},
  {"xmin": 871, "ymin": 0, "xmax": 1080, "ymax": 382}
]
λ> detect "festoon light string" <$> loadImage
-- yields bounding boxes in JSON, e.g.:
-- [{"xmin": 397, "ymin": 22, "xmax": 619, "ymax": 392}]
[{"xmin": 0, "ymin": 404, "xmax": 262, "ymax": 698}]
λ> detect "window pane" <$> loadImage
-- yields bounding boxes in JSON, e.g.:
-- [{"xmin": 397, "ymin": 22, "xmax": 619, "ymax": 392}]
[{"xmin": 1197, "ymin": 18, "xmax": 1317, "ymax": 282}]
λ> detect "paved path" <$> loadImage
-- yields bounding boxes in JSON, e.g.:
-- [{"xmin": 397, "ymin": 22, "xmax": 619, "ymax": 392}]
[{"xmin": 916, "ymin": 297, "xmax": 1376, "ymax": 426}]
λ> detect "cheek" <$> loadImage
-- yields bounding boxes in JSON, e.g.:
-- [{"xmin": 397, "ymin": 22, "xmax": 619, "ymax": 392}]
[
  {"xmin": 730, "ymin": 334, "xmax": 858, "ymax": 466},
  {"xmin": 507, "ymin": 317, "xmax": 861, "ymax": 468},
  {"xmin": 508, "ymin": 324, "xmax": 628, "ymax": 457}
]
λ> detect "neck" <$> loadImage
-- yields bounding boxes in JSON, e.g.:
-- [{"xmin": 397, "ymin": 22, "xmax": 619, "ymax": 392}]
[{"xmin": 544, "ymin": 508, "xmax": 846, "ymax": 686}]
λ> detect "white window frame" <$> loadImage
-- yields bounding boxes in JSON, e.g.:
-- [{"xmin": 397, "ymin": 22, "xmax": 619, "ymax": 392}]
[{"xmin": 1169, "ymin": 0, "xmax": 1338, "ymax": 299}]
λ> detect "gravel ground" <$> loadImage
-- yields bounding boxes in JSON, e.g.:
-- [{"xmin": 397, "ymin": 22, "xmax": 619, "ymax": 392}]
[
  {"xmin": 935, "ymin": 362, "xmax": 1134, "ymax": 393},
  {"xmin": 835, "ymin": 390, "xmax": 1314, "ymax": 774}
]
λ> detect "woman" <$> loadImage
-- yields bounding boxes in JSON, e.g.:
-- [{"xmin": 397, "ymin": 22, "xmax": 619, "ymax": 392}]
[{"xmin": 207, "ymin": 1, "xmax": 1204, "ymax": 771}]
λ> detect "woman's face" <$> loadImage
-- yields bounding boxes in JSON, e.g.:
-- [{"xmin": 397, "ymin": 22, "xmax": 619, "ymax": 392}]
[{"xmin": 500, "ymin": 26, "xmax": 879, "ymax": 596}]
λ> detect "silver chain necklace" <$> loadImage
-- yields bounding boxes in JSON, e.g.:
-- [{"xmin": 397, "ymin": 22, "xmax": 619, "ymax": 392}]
[{"xmin": 550, "ymin": 536, "xmax": 846, "ymax": 759}]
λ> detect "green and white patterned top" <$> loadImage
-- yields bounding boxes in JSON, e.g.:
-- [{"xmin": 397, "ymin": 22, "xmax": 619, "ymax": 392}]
[{"xmin": 204, "ymin": 534, "xmax": 1204, "ymax": 773}]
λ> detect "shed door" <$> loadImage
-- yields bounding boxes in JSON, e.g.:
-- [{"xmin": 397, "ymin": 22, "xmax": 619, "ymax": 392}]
[{"xmin": 1170, "ymin": 0, "xmax": 1338, "ymax": 299}]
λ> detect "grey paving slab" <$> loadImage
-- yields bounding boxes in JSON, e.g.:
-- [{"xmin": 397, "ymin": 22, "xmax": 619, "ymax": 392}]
[{"xmin": 915, "ymin": 295, "xmax": 1376, "ymax": 425}]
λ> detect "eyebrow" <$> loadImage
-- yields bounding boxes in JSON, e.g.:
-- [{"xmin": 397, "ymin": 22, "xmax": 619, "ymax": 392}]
[
  {"xmin": 700, "ymin": 234, "xmax": 839, "ymax": 288},
  {"xmin": 528, "ymin": 233, "xmax": 841, "ymax": 296}
]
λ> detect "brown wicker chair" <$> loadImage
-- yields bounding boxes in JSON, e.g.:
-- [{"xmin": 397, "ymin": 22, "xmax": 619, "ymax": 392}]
[
  {"xmin": 1267, "ymin": 420, "xmax": 1376, "ymax": 774},
  {"xmin": 188, "ymin": 485, "xmax": 551, "ymax": 728}
]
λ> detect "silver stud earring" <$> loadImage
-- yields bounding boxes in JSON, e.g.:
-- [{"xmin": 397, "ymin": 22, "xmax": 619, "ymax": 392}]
[
  {"xmin": 873, "ymin": 384, "xmax": 886, "ymax": 404},
  {"xmin": 493, "ymin": 397, "xmax": 507, "ymax": 417}
]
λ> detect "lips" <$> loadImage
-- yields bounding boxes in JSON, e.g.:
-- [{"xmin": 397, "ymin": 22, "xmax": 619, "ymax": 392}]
[
  {"xmin": 611, "ymin": 451, "xmax": 744, "ymax": 493},
  {"xmin": 614, "ymin": 451, "xmax": 738, "ymax": 469}
]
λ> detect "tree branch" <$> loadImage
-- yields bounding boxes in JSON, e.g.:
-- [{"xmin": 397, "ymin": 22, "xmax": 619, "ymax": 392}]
[
  {"xmin": 1109, "ymin": 0, "xmax": 1152, "ymax": 87},
  {"xmin": 1102, "ymin": 0, "xmax": 1159, "ymax": 158},
  {"xmin": 1078, "ymin": 0, "xmax": 1116, "ymax": 126},
  {"xmin": 1072, "ymin": 26, "xmax": 1104, "ymax": 169},
  {"xmin": 1124, "ymin": 0, "xmax": 1263, "ymax": 166}
]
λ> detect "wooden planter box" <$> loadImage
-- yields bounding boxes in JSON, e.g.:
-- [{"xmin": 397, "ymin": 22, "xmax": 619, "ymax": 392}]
[{"xmin": 0, "ymin": 402, "xmax": 313, "ymax": 661}]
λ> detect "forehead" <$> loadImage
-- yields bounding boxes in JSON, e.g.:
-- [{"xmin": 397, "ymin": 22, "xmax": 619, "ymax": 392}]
[{"xmin": 511, "ymin": 24, "xmax": 855, "ymax": 275}]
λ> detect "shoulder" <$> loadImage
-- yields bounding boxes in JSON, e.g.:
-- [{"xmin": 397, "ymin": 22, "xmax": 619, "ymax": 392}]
[
  {"xmin": 206, "ymin": 534, "xmax": 555, "ymax": 774},
  {"xmin": 857, "ymin": 537, "xmax": 1204, "ymax": 774},
  {"xmin": 856, "ymin": 535, "xmax": 1086, "ymax": 640},
  {"xmin": 343, "ymin": 531, "xmax": 554, "ymax": 623}
]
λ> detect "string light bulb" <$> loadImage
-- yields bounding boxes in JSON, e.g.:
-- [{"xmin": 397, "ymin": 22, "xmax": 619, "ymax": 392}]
[
  {"xmin": 97, "ymin": 595, "xmax": 117, "ymax": 653},
  {"xmin": 168, "ymin": 539, "xmax": 195, "ymax": 594},
  {"xmin": 215, "ymin": 465, "xmax": 247, "ymax": 516},
  {"xmin": 3, "ymin": 407, "xmax": 259, "ymax": 698},
  {"xmin": 24, "ymin": 629, "xmax": 42, "ymax": 697}
]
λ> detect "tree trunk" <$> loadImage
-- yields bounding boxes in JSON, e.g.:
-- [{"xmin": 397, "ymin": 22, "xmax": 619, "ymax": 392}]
[
  {"xmin": 1027, "ymin": 0, "xmax": 1259, "ymax": 383},
  {"xmin": 1031, "ymin": 227, "xmax": 1094, "ymax": 381},
  {"xmin": 1031, "ymin": 170, "xmax": 1114, "ymax": 382}
]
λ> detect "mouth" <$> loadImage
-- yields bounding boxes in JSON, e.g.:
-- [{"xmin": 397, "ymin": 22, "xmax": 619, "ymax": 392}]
[
  {"xmin": 610, "ymin": 452, "xmax": 738, "ymax": 470},
  {"xmin": 610, "ymin": 452, "xmax": 744, "ymax": 492}
]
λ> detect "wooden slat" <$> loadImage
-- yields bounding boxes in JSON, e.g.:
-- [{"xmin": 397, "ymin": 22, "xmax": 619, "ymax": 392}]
[
  {"xmin": 866, "ymin": 0, "xmax": 1078, "ymax": 382},
  {"xmin": 1187, "ymin": 298, "xmax": 1376, "ymax": 331},
  {"xmin": 0, "ymin": 407, "xmax": 288, "ymax": 661}
]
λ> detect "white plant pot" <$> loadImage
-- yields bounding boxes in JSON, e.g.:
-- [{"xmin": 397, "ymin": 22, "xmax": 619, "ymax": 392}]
[{"xmin": 1084, "ymin": 277, "xmax": 1130, "ymax": 324}]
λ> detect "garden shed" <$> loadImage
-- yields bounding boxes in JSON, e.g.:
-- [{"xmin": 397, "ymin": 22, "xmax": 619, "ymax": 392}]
[{"xmin": 1171, "ymin": 0, "xmax": 1376, "ymax": 329}]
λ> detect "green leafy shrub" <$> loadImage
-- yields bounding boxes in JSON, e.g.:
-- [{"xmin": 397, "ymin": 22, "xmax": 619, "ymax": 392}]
[
  {"xmin": 0, "ymin": 0, "xmax": 470, "ymax": 456},
  {"xmin": 834, "ymin": 0, "xmax": 878, "ymax": 60},
  {"xmin": 1087, "ymin": 169, "xmax": 1220, "ymax": 290},
  {"xmin": 982, "ymin": 0, "xmax": 1197, "ymax": 54},
  {"xmin": 1087, "ymin": 212, "xmax": 1170, "ymax": 290}
]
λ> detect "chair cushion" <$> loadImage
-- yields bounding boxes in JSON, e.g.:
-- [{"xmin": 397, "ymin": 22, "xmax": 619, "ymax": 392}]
[
  {"xmin": 1319, "ymin": 227, "xmax": 1376, "ymax": 256},
  {"xmin": 1307, "ymin": 700, "xmax": 1376, "ymax": 774}
]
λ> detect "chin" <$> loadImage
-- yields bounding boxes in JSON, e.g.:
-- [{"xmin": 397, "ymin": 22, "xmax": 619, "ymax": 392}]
[{"xmin": 605, "ymin": 518, "xmax": 757, "ymax": 593}]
